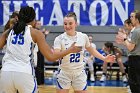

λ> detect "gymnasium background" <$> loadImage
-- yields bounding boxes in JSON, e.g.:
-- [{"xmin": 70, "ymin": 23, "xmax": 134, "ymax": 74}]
[{"xmin": 0, "ymin": 0, "xmax": 139, "ymax": 49}]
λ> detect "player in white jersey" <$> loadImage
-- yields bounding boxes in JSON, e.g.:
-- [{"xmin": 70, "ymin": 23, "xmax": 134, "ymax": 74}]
[
  {"xmin": 0, "ymin": 6, "xmax": 81, "ymax": 93},
  {"xmin": 53, "ymin": 12, "xmax": 115, "ymax": 93},
  {"xmin": 84, "ymin": 35, "xmax": 96, "ymax": 82}
]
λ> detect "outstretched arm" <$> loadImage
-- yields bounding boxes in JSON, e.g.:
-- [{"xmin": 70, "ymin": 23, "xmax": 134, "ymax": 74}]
[
  {"xmin": 86, "ymin": 46, "xmax": 115, "ymax": 63},
  {"xmin": 0, "ymin": 30, "xmax": 9, "ymax": 49},
  {"xmin": 31, "ymin": 28, "xmax": 81, "ymax": 62}
]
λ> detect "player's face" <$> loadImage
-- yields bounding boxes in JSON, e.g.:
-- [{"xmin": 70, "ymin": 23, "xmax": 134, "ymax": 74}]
[
  {"xmin": 63, "ymin": 17, "xmax": 77, "ymax": 35},
  {"xmin": 35, "ymin": 21, "xmax": 41, "ymax": 29},
  {"xmin": 130, "ymin": 12, "xmax": 136, "ymax": 26},
  {"xmin": 124, "ymin": 22, "xmax": 131, "ymax": 34},
  {"xmin": 88, "ymin": 36, "xmax": 93, "ymax": 43}
]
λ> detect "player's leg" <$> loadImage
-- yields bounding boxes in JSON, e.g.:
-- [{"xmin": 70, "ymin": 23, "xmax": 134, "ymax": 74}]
[
  {"xmin": 87, "ymin": 58, "xmax": 95, "ymax": 81},
  {"xmin": 117, "ymin": 58, "xmax": 127, "ymax": 82},
  {"xmin": 100, "ymin": 62, "xmax": 107, "ymax": 81},
  {"xmin": 73, "ymin": 70, "xmax": 87, "ymax": 93},
  {"xmin": 0, "ymin": 71, "xmax": 16, "ymax": 93},
  {"xmin": 56, "ymin": 70, "xmax": 71, "ymax": 93},
  {"xmin": 14, "ymin": 72, "xmax": 38, "ymax": 93}
]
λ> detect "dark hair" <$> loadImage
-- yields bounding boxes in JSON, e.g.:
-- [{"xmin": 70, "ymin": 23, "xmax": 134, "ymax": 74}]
[
  {"xmin": 65, "ymin": 12, "xmax": 77, "ymax": 22},
  {"xmin": 104, "ymin": 42, "xmax": 113, "ymax": 49},
  {"xmin": 10, "ymin": 11, "xmax": 19, "ymax": 18},
  {"xmin": 124, "ymin": 18, "xmax": 132, "ymax": 25},
  {"xmin": 13, "ymin": 6, "xmax": 36, "ymax": 35},
  {"xmin": 4, "ymin": 11, "xmax": 19, "ymax": 31},
  {"xmin": 104, "ymin": 42, "xmax": 116, "ymax": 54}
]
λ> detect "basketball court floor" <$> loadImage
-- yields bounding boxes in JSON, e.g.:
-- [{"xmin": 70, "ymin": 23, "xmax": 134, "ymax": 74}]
[{"xmin": 38, "ymin": 72, "xmax": 129, "ymax": 93}]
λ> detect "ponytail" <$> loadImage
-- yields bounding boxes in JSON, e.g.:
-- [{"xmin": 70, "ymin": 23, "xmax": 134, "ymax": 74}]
[
  {"xmin": 13, "ymin": 6, "xmax": 35, "ymax": 35},
  {"xmin": 13, "ymin": 21, "xmax": 26, "ymax": 35}
]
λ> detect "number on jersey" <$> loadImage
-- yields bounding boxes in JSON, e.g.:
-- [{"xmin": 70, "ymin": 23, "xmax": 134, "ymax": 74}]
[
  {"xmin": 12, "ymin": 33, "xmax": 24, "ymax": 45},
  {"xmin": 70, "ymin": 53, "xmax": 80, "ymax": 63}
]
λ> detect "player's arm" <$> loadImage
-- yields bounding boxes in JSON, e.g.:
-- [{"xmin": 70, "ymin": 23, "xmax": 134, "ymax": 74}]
[
  {"xmin": 0, "ymin": 30, "xmax": 9, "ymax": 49},
  {"xmin": 86, "ymin": 46, "xmax": 105, "ymax": 61},
  {"xmin": 84, "ymin": 34, "xmax": 115, "ymax": 62},
  {"xmin": 123, "ymin": 40, "xmax": 135, "ymax": 51},
  {"xmin": 31, "ymin": 28, "xmax": 81, "ymax": 61}
]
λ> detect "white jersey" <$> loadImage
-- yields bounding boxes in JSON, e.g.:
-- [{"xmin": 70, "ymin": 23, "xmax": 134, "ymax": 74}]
[
  {"xmin": 2, "ymin": 25, "xmax": 36, "ymax": 75},
  {"xmin": 54, "ymin": 32, "xmax": 90, "ymax": 71}
]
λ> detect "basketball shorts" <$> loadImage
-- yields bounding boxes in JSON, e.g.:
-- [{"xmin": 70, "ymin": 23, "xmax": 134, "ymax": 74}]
[
  {"xmin": 56, "ymin": 69, "xmax": 87, "ymax": 90},
  {"xmin": 0, "ymin": 71, "xmax": 38, "ymax": 93}
]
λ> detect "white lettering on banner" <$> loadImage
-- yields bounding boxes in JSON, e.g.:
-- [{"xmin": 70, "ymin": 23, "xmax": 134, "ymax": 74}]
[
  {"xmin": 68, "ymin": 0, "xmax": 86, "ymax": 24},
  {"xmin": 26, "ymin": 1, "xmax": 43, "ymax": 24},
  {"xmin": 110, "ymin": 0, "xmax": 130, "ymax": 25},
  {"xmin": 2, "ymin": 1, "xmax": 22, "ymax": 25},
  {"xmin": 89, "ymin": 0, "xmax": 109, "ymax": 25},
  {"xmin": 49, "ymin": 0, "xmax": 63, "ymax": 25},
  {"xmin": 0, "ymin": 0, "xmax": 132, "ymax": 26}
]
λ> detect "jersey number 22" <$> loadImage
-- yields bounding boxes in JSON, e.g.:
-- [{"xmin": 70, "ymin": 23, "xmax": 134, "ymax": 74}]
[{"xmin": 70, "ymin": 53, "xmax": 80, "ymax": 63}]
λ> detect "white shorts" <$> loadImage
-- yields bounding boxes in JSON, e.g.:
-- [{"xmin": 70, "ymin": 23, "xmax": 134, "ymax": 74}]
[
  {"xmin": 0, "ymin": 71, "xmax": 38, "ymax": 93},
  {"xmin": 56, "ymin": 69, "xmax": 87, "ymax": 90}
]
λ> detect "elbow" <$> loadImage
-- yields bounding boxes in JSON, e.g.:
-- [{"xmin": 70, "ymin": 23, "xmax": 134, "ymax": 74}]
[
  {"xmin": 46, "ymin": 57, "xmax": 57, "ymax": 62},
  {"xmin": 128, "ymin": 46, "xmax": 134, "ymax": 52},
  {"xmin": 128, "ymin": 48, "xmax": 133, "ymax": 52},
  {"xmin": 47, "ymin": 59, "xmax": 55, "ymax": 62},
  {"xmin": 128, "ymin": 48, "xmax": 134, "ymax": 52}
]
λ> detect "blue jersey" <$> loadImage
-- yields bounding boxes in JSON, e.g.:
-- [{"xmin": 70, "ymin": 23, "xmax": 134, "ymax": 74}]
[{"xmin": 95, "ymin": 49, "xmax": 106, "ymax": 63}]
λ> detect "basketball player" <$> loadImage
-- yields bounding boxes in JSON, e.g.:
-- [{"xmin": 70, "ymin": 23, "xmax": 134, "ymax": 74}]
[
  {"xmin": 53, "ymin": 12, "xmax": 115, "ymax": 93},
  {"xmin": 100, "ymin": 42, "xmax": 127, "ymax": 82},
  {"xmin": 84, "ymin": 35, "xmax": 96, "ymax": 82},
  {"xmin": 0, "ymin": 6, "xmax": 81, "ymax": 93}
]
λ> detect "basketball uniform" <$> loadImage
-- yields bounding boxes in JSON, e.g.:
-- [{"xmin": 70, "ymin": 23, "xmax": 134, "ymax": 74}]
[
  {"xmin": 54, "ymin": 32, "xmax": 90, "ymax": 90},
  {"xmin": 0, "ymin": 25, "xmax": 37, "ymax": 93},
  {"xmin": 84, "ymin": 43, "xmax": 96, "ymax": 72}
]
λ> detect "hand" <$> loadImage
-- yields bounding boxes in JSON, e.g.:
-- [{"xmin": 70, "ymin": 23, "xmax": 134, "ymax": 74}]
[
  {"xmin": 42, "ymin": 28, "xmax": 50, "ymax": 35},
  {"xmin": 115, "ymin": 34, "xmax": 124, "ymax": 44},
  {"xmin": 115, "ymin": 30, "xmax": 127, "ymax": 44},
  {"xmin": 69, "ymin": 42, "xmax": 82, "ymax": 53},
  {"xmin": 104, "ymin": 54, "xmax": 116, "ymax": 63}
]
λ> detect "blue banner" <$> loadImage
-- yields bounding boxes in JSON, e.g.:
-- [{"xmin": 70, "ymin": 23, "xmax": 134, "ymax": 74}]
[{"xmin": 0, "ymin": 0, "xmax": 134, "ymax": 26}]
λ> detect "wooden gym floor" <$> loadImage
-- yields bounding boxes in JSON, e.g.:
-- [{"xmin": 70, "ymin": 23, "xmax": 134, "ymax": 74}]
[{"xmin": 38, "ymin": 85, "xmax": 128, "ymax": 93}]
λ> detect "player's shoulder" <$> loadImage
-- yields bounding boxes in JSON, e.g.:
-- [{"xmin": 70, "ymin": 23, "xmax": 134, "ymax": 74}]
[
  {"xmin": 77, "ymin": 31, "xmax": 88, "ymax": 37},
  {"xmin": 77, "ymin": 31, "xmax": 85, "ymax": 35},
  {"xmin": 55, "ymin": 32, "xmax": 66, "ymax": 40},
  {"xmin": 30, "ymin": 27, "xmax": 42, "ymax": 36}
]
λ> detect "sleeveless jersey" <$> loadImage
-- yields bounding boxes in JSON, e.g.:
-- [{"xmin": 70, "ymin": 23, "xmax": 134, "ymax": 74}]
[
  {"xmin": 2, "ymin": 25, "xmax": 36, "ymax": 75},
  {"xmin": 54, "ymin": 32, "xmax": 90, "ymax": 71}
]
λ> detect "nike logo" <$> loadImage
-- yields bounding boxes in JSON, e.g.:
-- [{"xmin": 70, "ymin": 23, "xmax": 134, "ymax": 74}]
[{"xmin": 65, "ymin": 43, "xmax": 69, "ymax": 46}]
